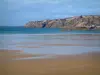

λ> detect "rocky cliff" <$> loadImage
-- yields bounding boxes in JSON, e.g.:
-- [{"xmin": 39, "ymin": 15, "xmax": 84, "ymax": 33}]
[{"xmin": 24, "ymin": 15, "xmax": 100, "ymax": 29}]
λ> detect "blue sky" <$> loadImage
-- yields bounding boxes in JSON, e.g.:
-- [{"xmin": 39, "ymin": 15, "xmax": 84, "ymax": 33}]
[{"xmin": 1, "ymin": 0, "xmax": 100, "ymax": 26}]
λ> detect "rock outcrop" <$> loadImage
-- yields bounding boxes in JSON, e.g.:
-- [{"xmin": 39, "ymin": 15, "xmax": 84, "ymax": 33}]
[{"xmin": 24, "ymin": 15, "xmax": 100, "ymax": 29}]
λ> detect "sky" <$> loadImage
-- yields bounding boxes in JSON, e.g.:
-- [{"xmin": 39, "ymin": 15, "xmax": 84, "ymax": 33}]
[{"xmin": 1, "ymin": 0, "xmax": 100, "ymax": 26}]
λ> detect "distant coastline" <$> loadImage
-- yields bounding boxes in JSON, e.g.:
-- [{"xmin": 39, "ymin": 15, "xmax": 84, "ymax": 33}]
[{"xmin": 24, "ymin": 15, "xmax": 100, "ymax": 30}]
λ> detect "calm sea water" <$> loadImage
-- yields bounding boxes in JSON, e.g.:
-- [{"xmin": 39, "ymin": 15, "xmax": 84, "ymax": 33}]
[{"xmin": 0, "ymin": 26, "xmax": 100, "ymax": 55}]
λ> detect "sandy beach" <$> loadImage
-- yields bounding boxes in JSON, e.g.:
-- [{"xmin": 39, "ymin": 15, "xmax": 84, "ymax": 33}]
[{"xmin": 0, "ymin": 49, "xmax": 100, "ymax": 75}]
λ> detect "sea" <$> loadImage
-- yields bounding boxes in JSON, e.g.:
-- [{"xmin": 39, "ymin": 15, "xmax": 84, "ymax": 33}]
[{"xmin": 0, "ymin": 26, "xmax": 100, "ymax": 55}]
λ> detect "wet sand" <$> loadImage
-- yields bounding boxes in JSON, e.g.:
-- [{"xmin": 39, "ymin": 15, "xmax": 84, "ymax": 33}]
[
  {"xmin": 0, "ymin": 50, "xmax": 45, "ymax": 60},
  {"xmin": 0, "ymin": 50, "xmax": 100, "ymax": 75}
]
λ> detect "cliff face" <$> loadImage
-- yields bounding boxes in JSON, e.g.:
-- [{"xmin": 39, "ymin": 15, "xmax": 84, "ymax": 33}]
[{"xmin": 24, "ymin": 15, "xmax": 100, "ymax": 28}]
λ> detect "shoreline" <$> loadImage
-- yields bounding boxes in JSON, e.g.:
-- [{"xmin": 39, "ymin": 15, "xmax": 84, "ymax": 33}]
[
  {"xmin": 0, "ymin": 49, "xmax": 100, "ymax": 60},
  {"xmin": 0, "ymin": 49, "xmax": 47, "ymax": 61},
  {"xmin": 0, "ymin": 31, "xmax": 100, "ymax": 35}
]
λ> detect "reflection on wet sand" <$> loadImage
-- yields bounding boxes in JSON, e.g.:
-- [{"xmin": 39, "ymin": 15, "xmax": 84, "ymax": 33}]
[
  {"xmin": 0, "ymin": 49, "xmax": 100, "ymax": 75},
  {"xmin": 16, "ymin": 46, "xmax": 42, "ymax": 48},
  {"xmin": 0, "ymin": 50, "xmax": 23, "ymax": 53},
  {"xmin": 15, "ymin": 43, "xmax": 100, "ymax": 48},
  {"xmin": 71, "ymin": 38, "xmax": 100, "ymax": 40},
  {"xmin": 41, "ymin": 43, "xmax": 100, "ymax": 47},
  {"xmin": 9, "ymin": 42, "xmax": 46, "ymax": 45},
  {"xmin": 0, "ymin": 50, "xmax": 45, "ymax": 61}
]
